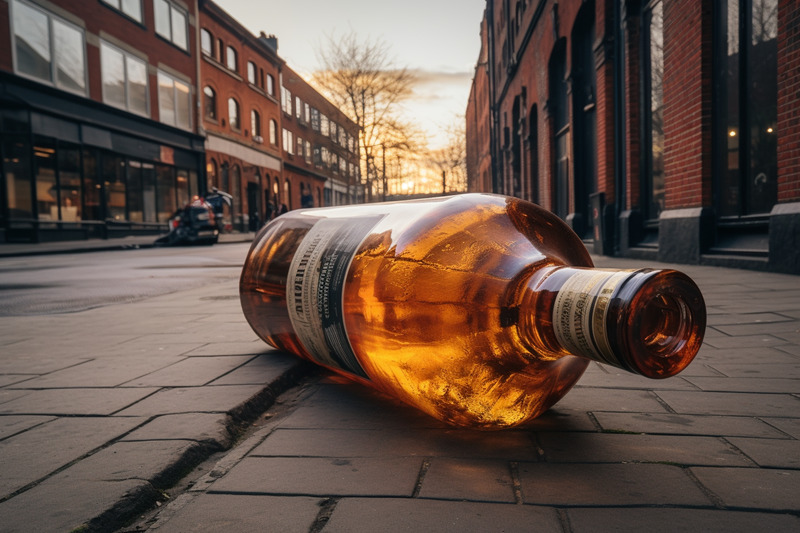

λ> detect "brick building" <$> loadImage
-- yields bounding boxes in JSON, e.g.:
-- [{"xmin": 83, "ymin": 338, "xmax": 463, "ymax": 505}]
[
  {"xmin": 466, "ymin": 0, "xmax": 799, "ymax": 274},
  {"xmin": 0, "ymin": 0, "xmax": 205, "ymax": 242},
  {"xmin": 0, "ymin": 0, "xmax": 361, "ymax": 241}
]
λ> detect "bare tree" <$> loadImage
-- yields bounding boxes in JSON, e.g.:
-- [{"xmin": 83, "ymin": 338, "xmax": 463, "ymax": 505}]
[
  {"xmin": 313, "ymin": 31, "xmax": 418, "ymax": 201},
  {"xmin": 428, "ymin": 117, "xmax": 468, "ymax": 193}
]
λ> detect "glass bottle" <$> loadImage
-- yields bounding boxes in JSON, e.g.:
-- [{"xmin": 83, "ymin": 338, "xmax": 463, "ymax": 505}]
[{"xmin": 240, "ymin": 194, "xmax": 706, "ymax": 429}]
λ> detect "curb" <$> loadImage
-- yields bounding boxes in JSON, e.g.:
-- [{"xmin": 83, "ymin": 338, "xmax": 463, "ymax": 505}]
[{"xmin": 78, "ymin": 360, "xmax": 318, "ymax": 533}]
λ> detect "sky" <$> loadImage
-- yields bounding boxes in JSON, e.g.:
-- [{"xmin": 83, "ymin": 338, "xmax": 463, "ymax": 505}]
[{"xmin": 216, "ymin": 0, "xmax": 487, "ymax": 149}]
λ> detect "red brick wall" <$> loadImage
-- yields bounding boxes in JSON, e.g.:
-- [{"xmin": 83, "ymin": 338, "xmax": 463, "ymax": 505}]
[
  {"xmin": 778, "ymin": 0, "xmax": 800, "ymax": 202},
  {"xmin": 662, "ymin": 0, "xmax": 713, "ymax": 209}
]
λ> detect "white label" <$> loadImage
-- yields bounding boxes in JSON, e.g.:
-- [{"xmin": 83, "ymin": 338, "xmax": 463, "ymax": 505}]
[
  {"xmin": 552, "ymin": 270, "xmax": 634, "ymax": 367},
  {"xmin": 286, "ymin": 216, "xmax": 382, "ymax": 378}
]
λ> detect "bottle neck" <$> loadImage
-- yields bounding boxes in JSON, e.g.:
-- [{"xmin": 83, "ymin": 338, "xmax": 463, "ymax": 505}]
[{"xmin": 521, "ymin": 266, "xmax": 706, "ymax": 378}]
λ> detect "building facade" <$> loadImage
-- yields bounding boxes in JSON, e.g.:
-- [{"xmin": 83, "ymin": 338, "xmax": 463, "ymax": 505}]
[
  {"xmin": 0, "ymin": 0, "xmax": 205, "ymax": 242},
  {"xmin": 0, "ymin": 0, "xmax": 361, "ymax": 242},
  {"xmin": 466, "ymin": 0, "xmax": 800, "ymax": 274}
]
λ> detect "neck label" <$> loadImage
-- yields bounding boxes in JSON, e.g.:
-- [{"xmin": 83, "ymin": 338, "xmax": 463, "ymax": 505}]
[{"xmin": 552, "ymin": 269, "xmax": 633, "ymax": 367}]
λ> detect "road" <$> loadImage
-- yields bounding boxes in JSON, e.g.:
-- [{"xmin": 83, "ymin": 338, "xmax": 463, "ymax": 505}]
[{"xmin": 0, "ymin": 243, "xmax": 253, "ymax": 316}]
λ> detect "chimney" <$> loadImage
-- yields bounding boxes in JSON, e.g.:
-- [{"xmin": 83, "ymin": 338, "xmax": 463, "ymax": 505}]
[{"xmin": 259, "ymin": 31, "xmax": 278, "ymax": 52}]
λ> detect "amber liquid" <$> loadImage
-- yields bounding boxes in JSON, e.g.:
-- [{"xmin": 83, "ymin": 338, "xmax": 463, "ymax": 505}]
[{"xmin": 240, "ymin": 194, "xmax": 704, "ymax": 428}]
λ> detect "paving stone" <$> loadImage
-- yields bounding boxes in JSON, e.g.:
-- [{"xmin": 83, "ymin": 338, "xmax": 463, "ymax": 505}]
[
  {"xmin": 555, "ymin": 387, "xmax": 668, "ymax": 413},
  {"xmin": 702, "ymin": 334, "xmax": 788, "ymax": 349},
  {"xmin": 0, "ymin": 416, "xmax": 145, "ymax": 498},
  {"xmin": 0, "ymin": 389, "xmax": 31, "ymax": 407},
  {"xmin": 762, "ymin": 417, "xmax": 800, "ymax": 439},
  {"xmin": 0, "ymin": 478, "xmax": 151, "ymax": 533},
  {"xmin": 183, "ymin": 341, "xmax": 269, "ymax": 356},
  {"xmin": 0, "ymin": 415, "xmax": 55, "ymax": 440},
  {"xmin": 116, "ymin": 384, "xmax": 266, "ymax": 416},
  {"xmin": 55, "ymin": 439, "xmax": 201, "ymax": 487},
  {"xmin": 522, "ymin": 408, "xmax": 598, "ymax": 432},
  {"xmin": 0, "ymin": 375, "xmax": 34, "ymax": 387},
  {"xmin": 566, "ymin": 507, "xmax": 800, "ymax": 532},
  {"xmin": 702, "ymin": 363, "xmax": 800, "ymax": 379},
  {"xmin": 656, "ymin": 390, "xmax": 800, "ymax": 417},
  {"xmin": 250, "ymin": 428, "xmax": 539, "ymax": 460},
  {"xmin": 151, "ymin": 494, "xmax": 322, "ymax": 533},
  {"xmin": 726, "ymin": 437, "xmax": 800, "ymax": 468},
  {"xmin": 325, "ymin": 498, "xmax": 563, "ymax": 533},
  {"xmin": 711, "ymin": 321, "xmax": 799, "ymax": 337},
  {"xmin": 593, "ymin": 412, "xmax": 785, "ymax": 438},
  {"xmin": 692, "ymin": 346, "xmax": 800, "ymax": 364},
  {"xmin": 123, "ymin": 356, "xmax": 254, "ymax": 387},
  {"xmin": 517, "ymin": 463, "xmax": 711, "ymax": 506},
  {"xmin": 706, "ymin": 313, "xmax": 796, "ymax": 326},
  {"xmin": 418, "ymin": 458, "xmax": 515, "ymax": 502},
  {"xmin": 0, "ymin": 355, "xmax": 91, "ymax": 374},
  {"xmin": 576, "ymin": 370, "xmax": 696, "ymax": 389},
  {"xmin": 209, "ymin": 353, "xmax": 299, "ymax": 385},
  {"xmin": 121, "ymin": 412, "xmax": 230, "ymax": 446},
  {"xmin": 691, "ymin": 467, "xmax": 800, "ymax": 510},
  {"xmin": 209, "ymin": 456, "xmax": 422, "ymax": 496},
  {"xmin": 0, "ymin": 387, "xmax": 159, "ymax": 415},
  {"xmin": 7, "ymin": 356, "xmax": 184, "ymax": 388},
  {"xmin": 537, "ymin": 432, "xmax": 749, "ymax": 466},
  {"xmin": 683, "ymin": 377, "xmax": 800, "ymax": 393}
]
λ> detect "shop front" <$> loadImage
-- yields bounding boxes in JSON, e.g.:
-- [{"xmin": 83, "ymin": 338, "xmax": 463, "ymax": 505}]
[{"xmin": 1, "ymin": 76, "xmax": 205, "ymax": 243}]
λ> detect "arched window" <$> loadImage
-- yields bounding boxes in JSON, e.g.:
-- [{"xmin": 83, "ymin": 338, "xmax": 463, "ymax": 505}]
[
  {"xmin": 284, "ymin": 179, "xmax": 292, "ymax": 210},
  {"xmin": 228, "ymin": 97, "xmax": 240, "ymax": 130},
  {"xmin": 201, "ymin": 29, "xmax": 213, "ymax": 57},
  {"xmin": 269, "ymin": 119, "xmax": 278, "ymax": 145},
  {"xmin": 251, "ymin": 109, "xmax": 261, "ymax": 139},
  {"xmin": 203, "ymin": 86, "xmax": 216, "ymax": 120},
  {"xmin": 226, "ymin": 45, "xmax": 237, "ymax": 72},
  {"xmin": 207, "ymin": 159, "xmax": 217, "ymax": 190}
]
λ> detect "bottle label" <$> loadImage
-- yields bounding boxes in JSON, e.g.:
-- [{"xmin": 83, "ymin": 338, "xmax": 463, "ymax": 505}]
[
  {"xmin": 286, "ymin": 216, "xmax": 383, "ymax": 379},
  {"xmin": 552, "ymin": 270, "xmax": 634, "ymax": 367}
]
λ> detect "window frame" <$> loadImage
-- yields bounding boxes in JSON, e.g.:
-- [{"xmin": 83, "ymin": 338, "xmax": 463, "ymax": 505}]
[
  {"xmin": 100, "ymin": 40, "xmax": 149, "ymax": 116},
  {"xmin": 11, "ymin": 0, "xmax": 89, "ymax": 96},
  {"xmin": 157, "ymin": 70, "xmax": 192, "ymax": 130},
  {"xmin": 201, "ymin": 28, "xmax": 214, "ymax": 58},
  {"xmin": 203, "ymin": 85, "xmax": 217, "ymax": 121},
  {"xmin": 101, "ymin": 0, "xmax": 142, "ymax": 23},
  {"xmin": 228, "ymin": 97, "xmax": 241, "ymax": 130},
  {"xmin": 154, "ymin": 0, "xmax": 188, "ymax": 51},
  {"xmin": 226, "ymin": 46, "xmax": 238, "ymax": 72}
]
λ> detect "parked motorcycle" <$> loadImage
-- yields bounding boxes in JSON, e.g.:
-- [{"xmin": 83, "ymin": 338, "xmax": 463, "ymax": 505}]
[{"xmin": 154, "ymin": 197, "xmax": 219, "ymax": 246}]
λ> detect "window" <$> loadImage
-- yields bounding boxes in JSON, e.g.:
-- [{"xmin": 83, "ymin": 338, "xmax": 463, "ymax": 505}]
[
  {"xmin": 643, "ymin": 1, "xmax": 664, "ymax": 221},
  {"xmin": 247, "ymin": 61, "xmax": 257, "ymax": 85},
  {"xmin": 154, "ymin": 0, "xmax": 187, "ymax": 50},
  {"xmin": 201, "ymin": 29, "xmax": 213, "ymax": 57},
  {"xmin": 101, "ymin": 41, "xmax": 147, "ymax": 115},
  {"xmin": 716, "ymin": 0, "xmax": 778, "ymax": 217},
  {"xmin": 321, "ymin": 114, "xmax": 329, "ymax": 136},
  {"xmin": 282, "ymin": 128, "xmax": 294, "ymax": 154},
  {"xmin": 12, "ymin": 0, "xmax": 87, "ymax": 94},
  {"xmin": 281, "ymin": 86, "xmax": 292, "ymax": 114},
  {"xmin": 267, "ymin": 74, "xmax": 275, "ymax": 95},
  {"xmin": 101, "ymin": 0, "xmax": 142, "ymax": 22},
  {"xmin": 158, "ymin": 71, "xmax": 191, "ymax": 129},
  {"xmin": 295, "ymin": 96, "xmax": 302, "ymax": 121},
  {"xmin": 251, "ymin": 109, "xmax": 261, "ymax": 139},
  {"xmin": 226, "ymin": 46, "xmax": 238, "ymax": 72},
  {"xmin": 297, "ymin": 136, "xmax": 304, "ymax": 157},
  {"xmin": 311, "ymin": 108, "xmax": 320, "ymax": 131},
  {"xmin": 203, "ymin": 86, "xmax": 217, "ymax": 120},
  {"xmin": 304, "ymin": 103, "xmax": 310, "ymax": 124},
  {"xmin": 269, "ymin": 119, "xmax": 278, "ymax": 145},
  {"xmin": 228, "ymin": 97, "xmax": 240, "ymax": 130}
]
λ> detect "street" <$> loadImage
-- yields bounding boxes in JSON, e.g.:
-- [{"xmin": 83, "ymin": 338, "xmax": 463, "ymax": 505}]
[
  {"xmin": 0, "ymin": 243, "xmax": 252, "ymax": 316},
  {"xmin": 0, "ymin": 244, "xmax": 799, "ymax": 532}
]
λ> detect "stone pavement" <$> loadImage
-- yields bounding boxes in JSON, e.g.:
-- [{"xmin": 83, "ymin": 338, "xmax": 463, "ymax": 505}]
[{"xmin": 1, "ymin": 241, "xmax": 799, "ymax": 532}]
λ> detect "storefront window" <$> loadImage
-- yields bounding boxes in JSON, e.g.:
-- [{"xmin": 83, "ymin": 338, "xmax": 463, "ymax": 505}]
[
  {"xmin": 83, "ymin": 149, "xmax": 102, "ymax": 220},
  {"xmin": 34, "ymin": 141, "xmax": 57, "ymax": 222},
  {"xmin": 176, "ymin": 169, "xmax": 190, "ymax": 207},
  {"xmin": 3, "ymin": 141, "xmax": 33, "ymax": 219},
  {"xmin": 142, "ymin": 162, "xmax": 156, "ymax": 222},
  {"xmin": 717, "ymin": 0, "xmax": 778, "ymax": 217},
  {"xmin": 103, "ymin": 155, "xmax": 126, "ymax": 221},
  {"xmin": 156, "ymin": 164, "xmax": 176, "ymax": 221},
  {"xmin": 58, "ymin": 146, "xmax": 82, "ymax": 221},
  {"xmin": 127, "ymin": 160, "xmax": 143, "ymax": 222}
]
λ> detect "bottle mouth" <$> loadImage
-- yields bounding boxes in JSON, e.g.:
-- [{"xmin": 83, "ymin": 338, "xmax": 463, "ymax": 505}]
[{"xmin": 623, "ymin": 272, "xmax": 706, "ymax": 378}]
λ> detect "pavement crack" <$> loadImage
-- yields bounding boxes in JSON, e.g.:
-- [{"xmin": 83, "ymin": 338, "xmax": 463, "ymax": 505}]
[
  {"xmin": 412, "ymin": 458, "xmax": 431, "ymax": 498},
  {"xmin": 309, "ymin": 497, "xmax": 340, "ymax": 533}
]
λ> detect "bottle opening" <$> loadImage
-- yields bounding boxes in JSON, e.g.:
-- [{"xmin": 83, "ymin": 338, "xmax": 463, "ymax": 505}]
[{"xmin": 639, "ymin": 292, "xmax": 691, "ymax": 358}]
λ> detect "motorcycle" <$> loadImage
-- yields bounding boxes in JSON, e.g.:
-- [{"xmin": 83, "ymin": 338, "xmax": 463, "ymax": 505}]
[{"xmin": 154, "ymin": 197, "xmax": 219, "ymax": 246}]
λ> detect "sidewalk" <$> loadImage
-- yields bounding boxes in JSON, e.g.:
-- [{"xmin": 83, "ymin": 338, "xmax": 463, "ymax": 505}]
[{"xmin": 1, "ymin": 243, "xmax": 799, "ymax": 532}]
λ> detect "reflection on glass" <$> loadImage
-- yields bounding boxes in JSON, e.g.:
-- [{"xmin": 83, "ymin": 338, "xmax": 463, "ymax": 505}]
[
  {"xmin": 4, "ymin": 141, "xmax": 33, "ymax": 218},
  {"xmin": 154, "ymin": 0, "xmax": 170, "ymax": 39},
  {"xmin": 175, "ymin": 80, "xmax": 191, "ymax": 129},
  {"xmin": 104, "ymin": 156, "xmax": 126, "ymax": 221},
  {"xmin": 127, "ymin": 56, "xmax": 148, "ymax": 115},
  {"xmin": 127, "ymin": 160, "xmax": 143, "ymax": 222},
  {"xmin": 157, "ymin": 165, "xmax": 175, "ymax": 222},
  {"xmin": 59, "ymin": 147, "xmax": 82, "ymax": 221},
  {"xmin": 171, "ymin": 6, "xmax": 187, "ymax": 50},
  {"xmin": 648, "ymin": 0, "xmax": 665, "ymax": 219},
  {"xmin": 14, "ymin": 1, "xmax": 51, "ymax": 81},
  {"xmin": 158, "ymin": 73, "xmax": 176, "ymax": 126},
  {"xmin": 101, "ymin": 43, "xmax": 126, "ymax": 108},
  {"xmin": 34, "ymin": 143, "xmax": 57, "ymax": 221},
  {"xmin": 53, "ymin": 19, "xmax": 85, "ymax": 93}
]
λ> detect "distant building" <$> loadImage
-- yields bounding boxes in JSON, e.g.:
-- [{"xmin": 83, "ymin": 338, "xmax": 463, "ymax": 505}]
[
  {"xmin": 0, "ymin": 0, "xmax": 204, "ymax": 242},
  {"xmin": 0, "ymin": 0, "xmax": 361, "ymax": 242},
  {"xmin": 467, "ymin": 0, "xmax": 799, "ymax": 274}
]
